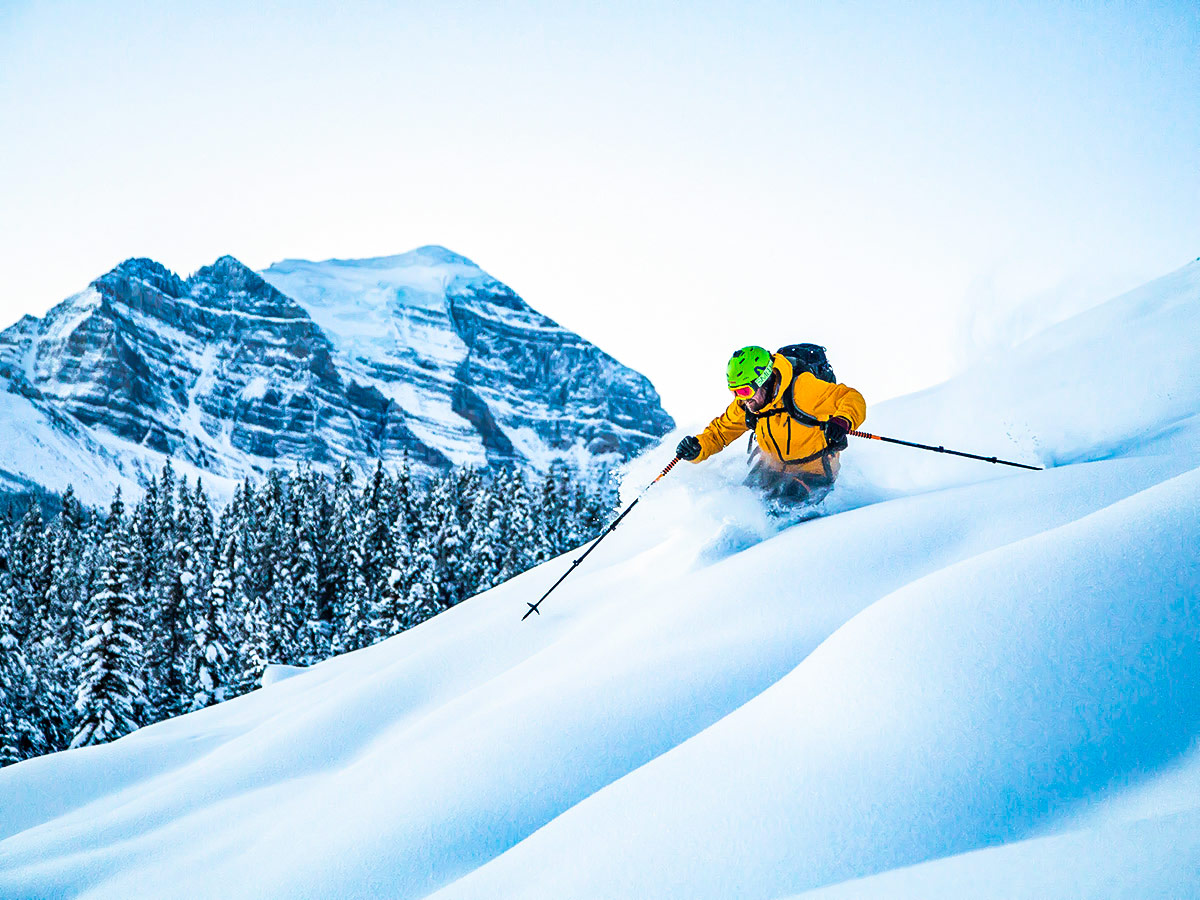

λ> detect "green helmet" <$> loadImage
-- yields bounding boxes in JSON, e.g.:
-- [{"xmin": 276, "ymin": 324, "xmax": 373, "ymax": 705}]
[{"xmin": 727, "ymin": 346, "xmax": 773, "ymax": 390}]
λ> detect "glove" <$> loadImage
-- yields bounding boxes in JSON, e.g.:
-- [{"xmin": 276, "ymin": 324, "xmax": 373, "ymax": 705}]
[
  {"xmin": 676, "ymin": 435, "xmax": 702, "ymax": 461},
  {"xmin": 823, "ymin": 416, "xmax": 852, "ymax": 452}
]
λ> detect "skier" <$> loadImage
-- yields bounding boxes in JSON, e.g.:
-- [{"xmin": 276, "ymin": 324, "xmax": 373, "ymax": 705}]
[{"xmin": 675, "ymin": 345, "xmax": 867, "ymax": 506}]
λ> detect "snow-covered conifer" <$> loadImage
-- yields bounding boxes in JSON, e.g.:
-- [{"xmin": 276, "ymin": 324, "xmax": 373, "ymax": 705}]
[
  {"xmin": 499, "ymin": 471, "xmax": 538, "ymax": 581},
  {"xmin": 71, "ymin": 491, "xmax": 144, "ymax": 749},
  {"xmin": 368, "ymin": 506, "xmax": 412, "ymax": 640},
  {"xmin": 0, "ymin": 581, "xmax": 41, "ymax": 765},
  {"xmin": 427, "ymin": 475, "xmax": 466, "ymax": 610},
  {"xmin": 463, "ymin": 483, "xmax": 503, "ymax": 596},
  {"xmin": 359, "ymin": 461, "xmax": 395, "ymax": 643},
  {"xmin": 192, "ymin": 524, "xmax": 234, "ymax": 711},
  {"xmin": 288, "ymin": 469, "xmax": 326, "ymax": 664},
  {"xmin": 185, "ymin": 481, "xmax": 226, "ymax": 711},
  {"xmin": 403, "ymin": 526, "xmax": 441, "ymax": 630}
]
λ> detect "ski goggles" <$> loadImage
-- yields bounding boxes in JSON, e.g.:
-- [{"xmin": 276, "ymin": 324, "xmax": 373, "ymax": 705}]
[{"xmin": 730, "ymin": 384, "xmax": 757, "ymax": 398}]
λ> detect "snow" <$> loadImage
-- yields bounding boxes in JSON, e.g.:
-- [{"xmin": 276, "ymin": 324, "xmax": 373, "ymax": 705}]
[
  {"xmin": 787, "ymin": 807, "xmax": 1200, "ymax": 900},
  {"xmin": 426, "ymin": 463, "xmax": 1199, "ymax": 900},
  {"xmin": 261, "ymin": 664, "xmax": 307, "ymax": 687},
  {"xmin": 1, "ymin": 259, "xmax": 1198, "ymax": 899},
  {"xmin": 260, "ymin": 248, "xmax": 492, "ymax": 369},
  {"xmin": 260, "ymin": 250, "xmax": 505, "ymax": 470},
  {"xmin": 0, "ymin": 386, "xmax": 141, "ymax": 508},
  {"xmin": 239, "ymin": 375, "xmax": 269, "ymax": 402}
]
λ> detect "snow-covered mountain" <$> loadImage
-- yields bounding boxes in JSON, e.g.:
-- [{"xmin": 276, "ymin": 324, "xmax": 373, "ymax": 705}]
[
  {"xmin": 0, "ymin": 249, "xmax": 673, "ymax": 505},
  {"xmin": 1, "ymin": 257, "xmax": 1198, "ymax": 898},
  {"xmin": 261, "ymin": 247, "xmax": 672, "ymax": 472}
]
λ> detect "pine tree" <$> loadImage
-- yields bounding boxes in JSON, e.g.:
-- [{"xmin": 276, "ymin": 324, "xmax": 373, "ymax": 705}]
[
  {"xmin": 393, "ymin": 454, "xmax": 415, "ymax": 529},
  {"xmin": 289, "ymin": 468, "xmax": 326, "ymax": 664},
  {"xmin": 360, "ymin": 461, "xmax": 395, "ymax": 636},
  {"xmin": 538, "ymin": 461, "xmax": 574, "ymax": 560},
  {"xmin": 463, "ymin": 481, "xmax": 503, "ymax": 596},
  {"xmin": 6, "ymin": 500, "xmax": 73, "ymax": 754},
  {"xmin": 185, "ymin": 481, "xmax": 226, "ymax": 711},
  {"xmin": 258, "ymin": 470, "xmax": 299, "ymax": 664},
  {"xmin": 71, "ymin": 491, "xmax": 144, "ymax": 749},
  {"xmin": 330, "ymin": 463, "xmax": 371, "ymax": 653},
  {"xmin": 7, "ymin": 502, "xmax": 45, "ymax": 640},
  {"xmin": 217, "ymin": 486, "xmax": 256, "ymax": 695},
  {"xmin": 310, "ymin": 482, "xmax": 338, "ymax": 655},
  {"xmin": 145, "ymin": 476, "xmax": 192, "ymax": 721},
  {"xmin": 192, "ymin": 523, "xmax": 234, "ymax": 711},
  {"xmin": 335, "ymin": 516, "xmax": 370, "ymax": 653},
  {"xmin": 500, "ymin": 471, "xmax": 538, "ymax": 582},
  {"xmin": 368, "ymin": 505, "xmax": 411, "ymax": 640},
  {"xmin": 0, "ymin": 580, "xmax": 41, "ymax": 766},
  {"xmin": 427, "ymin": 475, "xmax": 466, "ymax": 610},
  {"xmin": 44, "ymin": 487, "xmax": 85, "ymax": 635},
  {"xmin": 403, "ymin": 525, "xmax": 441, "ymax": 630},
  {"xmin": 236, "ymin": 479, "xmax": 273, "ymax": 690}
]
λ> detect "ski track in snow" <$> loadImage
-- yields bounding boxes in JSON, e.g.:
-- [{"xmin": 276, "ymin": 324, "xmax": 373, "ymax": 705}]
[{"xmin": 1, "ymin": 259, "xmax": 1199, "ymax": 899}]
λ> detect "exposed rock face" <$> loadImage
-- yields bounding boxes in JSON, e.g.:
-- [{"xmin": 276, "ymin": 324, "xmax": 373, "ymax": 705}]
[
  {"xmin": 261, "ymin": 247, "xmax": 674, "ymax": 469},
  {"xmin": 0, "ymin": 248, "xmax": 673, "ymax": 500}
]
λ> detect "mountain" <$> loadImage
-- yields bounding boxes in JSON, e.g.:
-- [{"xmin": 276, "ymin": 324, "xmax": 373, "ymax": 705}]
[
  {"xmin": 260, "ymin": 247, "xmax": 673, "ymax": 470},
  {"xmin": 1, "ymin": 257, "xmax": 1196, "ymax": 898},
  {"xmin": 0, "ymin": 249, "xmax": 673, "ymax": 505}
]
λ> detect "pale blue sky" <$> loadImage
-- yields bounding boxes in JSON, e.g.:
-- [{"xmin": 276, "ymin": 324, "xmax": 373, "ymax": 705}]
[{"xmin": 2, "ymin": 1, "xmax": 1197, "ymax": 422}]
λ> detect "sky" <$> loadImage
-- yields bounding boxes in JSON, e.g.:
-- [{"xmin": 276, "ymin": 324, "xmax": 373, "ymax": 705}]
[{"xmin": 1, "ymin": 0, "xmax": 1197, "ymax": 425}]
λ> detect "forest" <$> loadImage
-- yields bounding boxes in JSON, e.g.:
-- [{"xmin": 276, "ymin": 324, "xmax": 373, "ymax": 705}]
[{"xmin": 0, "ymin": 460, "xmax": 614, "ymax": 765}]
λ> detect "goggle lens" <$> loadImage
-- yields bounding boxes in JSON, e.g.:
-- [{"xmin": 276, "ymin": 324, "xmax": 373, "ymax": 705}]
[{"xmin": 731, "ymin": 384, "xmax": 755, "ymax": 398}]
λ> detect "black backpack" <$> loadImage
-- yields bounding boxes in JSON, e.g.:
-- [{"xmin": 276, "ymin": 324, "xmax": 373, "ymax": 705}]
[{"xmin": 776, "ymin": 343, "xmax": 836, "ymax": 384}]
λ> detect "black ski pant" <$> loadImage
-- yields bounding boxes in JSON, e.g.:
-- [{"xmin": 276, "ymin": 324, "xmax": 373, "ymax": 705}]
[{"xmin": 744, "ymin": 453, "xmax": 837, "ymax": 506}]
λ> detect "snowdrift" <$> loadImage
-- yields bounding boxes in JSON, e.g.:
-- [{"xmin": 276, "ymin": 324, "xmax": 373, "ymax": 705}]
[{"xmin": 1, "ymin": 259, "xmax": 1198, "ymax": 899}]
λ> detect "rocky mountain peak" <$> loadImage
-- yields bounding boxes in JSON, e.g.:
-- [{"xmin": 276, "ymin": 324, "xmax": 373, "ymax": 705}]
[
  {"xmin": 194, "ymin": 254, "xmax": 258, "ymax": 284},
  {"xmin": 189, "ymin": 256, "xmax": 308, "ymax": 320},
  {"xmin": 103, "ymin": 258, "xmax": 186, "ymax": 297},
  {"xmin": 0, "ymin": 248, "xmax": 675, "ymax": 502}
]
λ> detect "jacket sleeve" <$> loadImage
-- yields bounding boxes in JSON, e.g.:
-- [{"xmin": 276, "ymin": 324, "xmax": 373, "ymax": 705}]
[
  {"xmin": 794, "ymin": 373, "xmax": 867, "ymax": 431},
  {"xmin": 830, "ymin": 384, "xmax": 866, "ymax": 430},
  {"xmin": 692, "ymin": 399, "xmax": 750, "ymax": 462}
]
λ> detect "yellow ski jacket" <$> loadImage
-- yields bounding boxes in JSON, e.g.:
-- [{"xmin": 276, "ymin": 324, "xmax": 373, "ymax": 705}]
[{"xmin": 691, "ymin": 354, "xmax": 867, "ymax": 478}]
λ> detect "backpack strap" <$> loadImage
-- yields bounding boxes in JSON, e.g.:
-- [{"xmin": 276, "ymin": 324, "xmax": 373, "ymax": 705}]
[
  {"xmin": 779, "ymin": 376, "xmax": 821, "ymax": 427},
  {"xmin": 743, "ymin": 373, "xmax": 822, "ymax": 430}
]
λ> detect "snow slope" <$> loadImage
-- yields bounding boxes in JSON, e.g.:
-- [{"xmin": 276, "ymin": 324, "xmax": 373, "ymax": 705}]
[{"xmin": 1, "ymin": 258, "xmax": 1198, "ymax": 899}]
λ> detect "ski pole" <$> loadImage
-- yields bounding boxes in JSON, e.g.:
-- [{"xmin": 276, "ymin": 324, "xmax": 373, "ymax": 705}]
[
  {"xmin": 522, "ymin": 455, "xmax": 682, "ymax": 620},
  {"xmin": 848, "ymin": 429, "xmax": 1042, "ymax": 471}
]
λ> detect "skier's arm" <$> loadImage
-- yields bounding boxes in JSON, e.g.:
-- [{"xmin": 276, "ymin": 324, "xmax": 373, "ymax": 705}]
[
  {"xmin": 691, "ymin": 400, "xmax": 751, "ymax": 462},
  {"xmin": 829, "ymin": 383, "xmax": 866, "ymax": 431},
  {"xmin": 796, "ymin": 373, "xmax": 867, "ymax": 431}
]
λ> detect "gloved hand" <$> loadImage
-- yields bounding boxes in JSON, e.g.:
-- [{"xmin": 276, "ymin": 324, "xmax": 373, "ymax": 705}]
[
  {"xmin": 823, "ymin": 416, "xmax": 852, "ymax": 452},
  {"xmin": 676, "ymin": 435, "xmax": 702, "ymax": 461}
]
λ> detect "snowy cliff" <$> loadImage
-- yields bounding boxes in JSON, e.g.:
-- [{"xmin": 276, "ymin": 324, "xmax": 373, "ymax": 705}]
[
  {"xmin": 0, "ymin": 258, "xmax": 1197, "ymax": 898},
  {"xmin": 0, "ymin": 249, "xmax": 673, "ymax": 505}
]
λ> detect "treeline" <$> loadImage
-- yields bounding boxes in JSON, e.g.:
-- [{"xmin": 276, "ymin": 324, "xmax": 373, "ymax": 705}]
[{"xmin": 0, "ymin": 459, "xmax": 614, "ymax": 766}]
